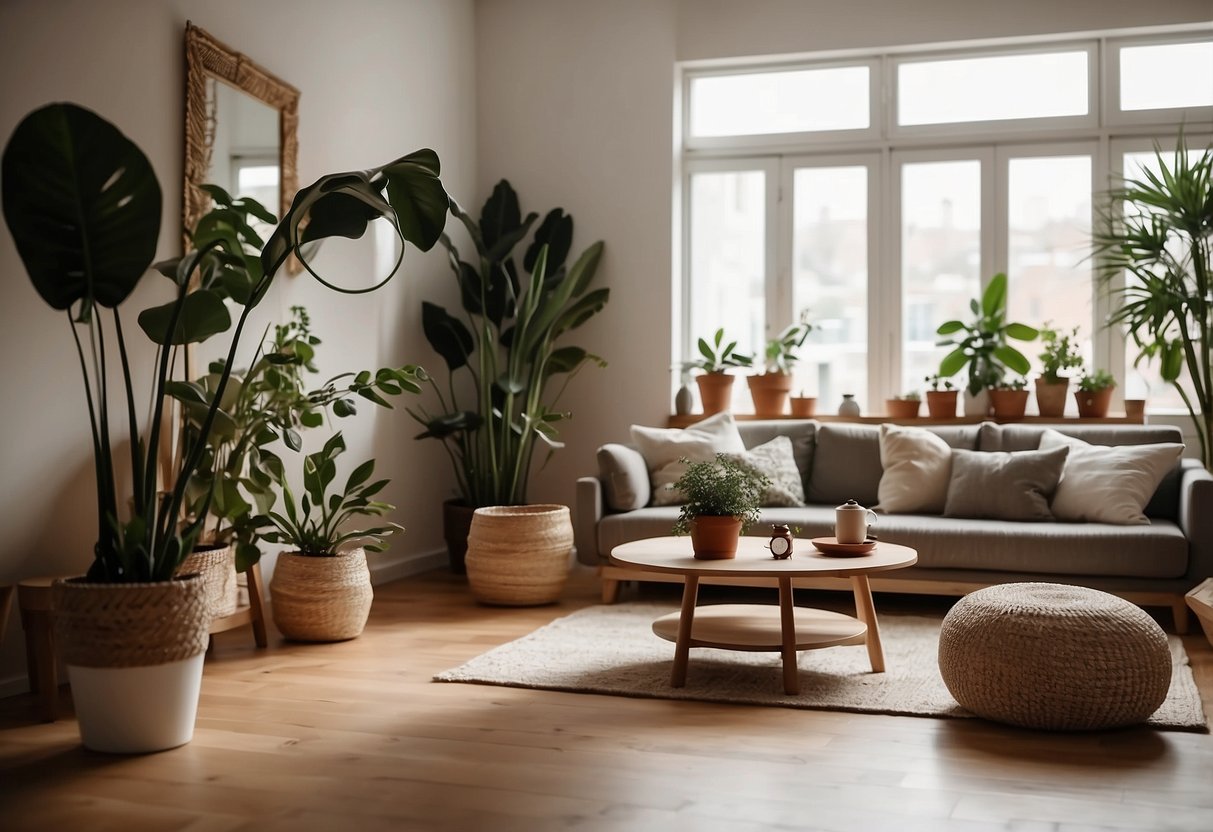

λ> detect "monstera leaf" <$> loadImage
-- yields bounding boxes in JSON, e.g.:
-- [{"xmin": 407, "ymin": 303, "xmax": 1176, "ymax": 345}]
[{"xmin": 1, "ymin": 102, "xmax": 162, "ymax": 311}]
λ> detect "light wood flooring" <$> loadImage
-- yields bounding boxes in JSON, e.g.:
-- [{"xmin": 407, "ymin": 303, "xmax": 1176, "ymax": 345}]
[{"xmin": 2, "ymin": 566, "xmax": 1212, "ymax": 832}]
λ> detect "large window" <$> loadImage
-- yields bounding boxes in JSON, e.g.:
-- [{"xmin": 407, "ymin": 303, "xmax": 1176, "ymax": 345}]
[{"xmin": 680, "ymin": 27, "xmax": 1213, "ymax": 414}]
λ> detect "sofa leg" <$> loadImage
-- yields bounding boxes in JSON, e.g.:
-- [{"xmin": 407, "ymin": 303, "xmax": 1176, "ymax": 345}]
[
  {"xmin": 601, "ymin": 579, "xmax": 621, "ymax": 605},
  {"xmin": 1173, "ymin": 598, "xmax": 1190, "ymax": 634}
]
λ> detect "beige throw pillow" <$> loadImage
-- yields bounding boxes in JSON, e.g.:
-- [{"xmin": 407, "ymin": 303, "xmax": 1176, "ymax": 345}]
[
  {"xmin": 1039, "ymin": 429, "xmax": 1184, "ymax": 525},
  {"xmin": 725, "ymin": 436, "xmax": 805, "ymax": 507},
  {"xmin": 630, "ymin": 412, "xmax": 746, "ymax": 505},
  {"xmin": 876, "ymin": 424, "xmax": 953, "ymax": 514}
]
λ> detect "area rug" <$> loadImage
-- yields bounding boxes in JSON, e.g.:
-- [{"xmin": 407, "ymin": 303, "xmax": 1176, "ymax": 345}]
[{"xmin": 434, "ymin": 603, "xmax": 1208, "ymax": 732}]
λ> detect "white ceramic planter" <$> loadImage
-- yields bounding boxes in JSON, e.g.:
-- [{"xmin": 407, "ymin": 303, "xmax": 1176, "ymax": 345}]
[{"xmin": 68, "ymin": 654, "xmax": 206, "ymax": 753}]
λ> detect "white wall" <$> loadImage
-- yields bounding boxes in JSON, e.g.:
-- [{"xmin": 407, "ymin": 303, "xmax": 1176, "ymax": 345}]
[{"xmin": 0, "ymin": 0, "xmax": 476, "ymax": 691}]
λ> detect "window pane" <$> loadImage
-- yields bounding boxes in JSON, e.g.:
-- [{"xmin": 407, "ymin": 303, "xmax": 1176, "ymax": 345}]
[
  {"xmin": 901, "ymin": 160, "xmax": 982, "ymax": 396},
  {"xmin": 792, "ymin": 166, "xmax": 868, "ymax": 412},
  {"xmin": 898, "ymin": 51, "xmax": 1088, "ymax": 126},
  {"xmin": 690, "ymin": 67, "xmax": 870, "ymax": 138},
  {"xmin": 689, "ymin": 170, "xmax": 766, "ymax": 410},
  {"xmin": 1119, "ymin": 42, "xmax": 1213, "ymax": 111},
  {"xmin": 1007, "ymin": 155, "xmax": 1093, "ymax": 413}
]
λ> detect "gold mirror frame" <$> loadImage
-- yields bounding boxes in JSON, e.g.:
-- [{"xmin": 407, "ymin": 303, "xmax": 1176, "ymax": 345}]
[{"xmin": 183, "ymin": 22, "xmax": 299, "ymax": 272}]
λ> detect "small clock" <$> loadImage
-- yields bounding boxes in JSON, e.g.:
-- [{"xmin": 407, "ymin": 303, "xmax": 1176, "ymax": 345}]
[{"xmin": 768, "ymin": 524, "xmax": 794, "ymax": 560}]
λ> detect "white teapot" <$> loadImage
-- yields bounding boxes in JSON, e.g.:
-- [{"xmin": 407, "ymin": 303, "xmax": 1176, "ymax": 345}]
[{"xmin": 835, "ymin": 499, "xmax": 877, "ymax": 544}]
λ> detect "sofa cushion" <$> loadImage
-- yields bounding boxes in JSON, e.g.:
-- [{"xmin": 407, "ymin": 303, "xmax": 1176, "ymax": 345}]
[
  {"xmin": 737, "ymin": 420, "xmax": 817, "ymax": 493},
  {"xmin": 943, "ymin": 446, "xmax": 1069, "ymax": 521},
  {"xmin": 877, "ymin": 424, "xmax": 953, "ymax": 514},
  {"xmin": 725, "ymin": 436, "xmax": 805, "ymax": 507},
  {"xmin": 1039, "ymin": 429, "xmax": 1184, "ymax": 525},
  {"xmin": 630, "ymin": 412, "xmax": 746, "ymax": 506},
  {"xmin": 596, "ymin": 444, "xmax": 650, "ymax": 512}
]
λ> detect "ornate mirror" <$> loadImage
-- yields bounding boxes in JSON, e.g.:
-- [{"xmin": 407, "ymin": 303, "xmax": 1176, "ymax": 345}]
[{"xmin": 183, "ymin": 22, "xmax": 299, "ymax": 272}]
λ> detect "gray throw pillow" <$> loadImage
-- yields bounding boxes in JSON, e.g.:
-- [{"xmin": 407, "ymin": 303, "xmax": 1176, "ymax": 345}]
[
  {"xmin": 807, "ymin": 424, "xmax": 883, "ymax": 505},
  {"xmin": 725, "ymin": 436, "xmax": 805, "ymax": 507},
  {"xmin": 596, "ymin": 444, "xmax": 651, "ymax": 511},
  {"xmin": 943, "ymin": 446, "xmax": 1070, "ymax": 521}
]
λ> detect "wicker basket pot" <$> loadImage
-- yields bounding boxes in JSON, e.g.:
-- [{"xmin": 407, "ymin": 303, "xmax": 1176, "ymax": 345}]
[
  {"xmin": 176, "ymin": 542, "xmax": 238, "ymax": 617},
  {"xmin": 270, "ymin": 548, "xmax": 373, "ymax": 642},
  {"xmin": 466, "ymin": 504, "xmax": 573, "ymax": 606},
  {"xmin": 52, "ymin": 574, "xmax": 210, "ymax": 753}
]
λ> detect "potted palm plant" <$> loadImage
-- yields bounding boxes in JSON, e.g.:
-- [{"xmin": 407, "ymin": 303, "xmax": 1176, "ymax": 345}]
[
  {"xmin": 257, "ymin": 433, "xmax": 401, "ymax": 641},
  {"xmin": 1075, "ymin": 370, "xmax": 1117, "ymax": 418},
  {"xmin": 1035, "ymin": 323, "xmax": 1084, "ymax": 418},
  {"xmin": 1, "ymin": 102, "xmax": 447, "ymax": 753},
  {"xmin": 748, "ymin": 314, "xmax": 812, "ymax": 417},
  {"xmin": 1095, "ymin": 140, "xmax": 1212, "ymax": 467},
  {"xmin": 410, "ymin": 180, "xmax": 607, "ymax": 575},
  {"xmin": 670, "ymin": 455, "xmax": 769, "ymax": 560},
  {"xmin": 686, "ymin": 327, "xmax": 753, "ymax": 415},
  {"xmin": 936, "ymin": 273, "xmax": 1038, "ymax": 416}
]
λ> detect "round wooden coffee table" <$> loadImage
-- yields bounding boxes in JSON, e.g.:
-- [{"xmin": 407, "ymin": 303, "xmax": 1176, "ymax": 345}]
[{"xmin": 610, "ymin": 536, "xmax": 917, "ymax": 695}]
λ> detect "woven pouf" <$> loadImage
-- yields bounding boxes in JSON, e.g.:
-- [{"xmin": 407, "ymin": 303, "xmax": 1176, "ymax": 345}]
[{"xmin": 938, "ymin": 583, "xmax": 1171, "ymax": 730}]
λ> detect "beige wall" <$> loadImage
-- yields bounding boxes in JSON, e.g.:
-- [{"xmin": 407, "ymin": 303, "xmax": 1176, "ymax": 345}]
[{"xmin": 0, "ymin": 0, "xmax": 476, "ymax": 691}]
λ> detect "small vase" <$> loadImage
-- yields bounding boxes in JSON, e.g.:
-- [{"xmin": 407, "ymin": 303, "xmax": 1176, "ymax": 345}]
[
  {"xmin": 838, "ymin": 394, "xmax": 860, "ymax": 418},
  {"xmin": 674, "ymin": 381, "xmax": 694, "ymax": 415},
  {"xmin": 964, "ymin": 389, "xmax": 991, "ymax": 417}
]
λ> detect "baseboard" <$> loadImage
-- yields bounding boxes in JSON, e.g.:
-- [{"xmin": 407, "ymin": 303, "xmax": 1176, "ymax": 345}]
[{"xmin": 369, "ymin": 547, "xmax": 447, "ymax": 586}]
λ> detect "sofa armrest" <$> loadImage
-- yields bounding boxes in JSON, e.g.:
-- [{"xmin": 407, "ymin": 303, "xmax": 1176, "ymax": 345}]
[
  {"xmin": 1179, "ymin": 459, "xmax": 1213, "ymax": 583},
  {"xmin": 575, "ymin": 476, "xmax": 605, "ymax": 565}
]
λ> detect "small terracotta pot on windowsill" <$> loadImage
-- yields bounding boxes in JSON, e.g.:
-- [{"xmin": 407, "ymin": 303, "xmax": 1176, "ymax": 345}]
[
  {"xmin": 988, "ymin": 389, "xmax": 1030, "ymax": 420},
  {"xmin": 925, "ymin": 390, "xmax": 959, "ymax": 419},
  {"xmin": 885, "ymin": 398, "xmax": 921, "ymax": 419},
  {"xmin": 789, "ymin": 396, "xmax": 817, "ymax": 418},
  {"xmin": 1074, "ymin": 387, "xmax": 1114, "ymax": 418},
  {"xmin": 695, "ymin": 372, "xmax": 734, "ymax": 415}
]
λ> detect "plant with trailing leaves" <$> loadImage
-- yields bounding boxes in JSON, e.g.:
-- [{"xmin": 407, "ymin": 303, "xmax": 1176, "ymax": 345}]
[
  {"xmin": 1077, "ymin": 369, "xmax": 1117, "ymax": 392},
  {"xmin": 411, "ymin": 180, "xmax": 608, "ymax": 507},
  {"xmin": 762, "ymin": 313, "xmax": 813, "ymax": 374},
  {"xmin": 0, "ymin": 102, "xmax": 447, "ymax": 582},
  {"xmin": 685, "ymin": 327, "xmax": 754, "ymax": 374},
  {"xmin": 1094, "ymin": 140, "xmax": 1212, "ymax": 468},
  {"xmin": 1037, "ymin": 323, "xmax": 1085, "ymax": 384},
  {"xmin": 174, "ymin": 305, "xmax": 422, "ymax": 570},
  {"xmin": 256, "ymin": 433, "xmax": 400, "ymax": 556},
  {"xmin": 671, "ymin": 455, "xmax": 769, "ymax": 536},
  {"xmin": 936, "ymin": 273, "xmax": 1039, "ymax": 395}
]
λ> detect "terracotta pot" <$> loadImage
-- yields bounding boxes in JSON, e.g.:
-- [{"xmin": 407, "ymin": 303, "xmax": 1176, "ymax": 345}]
[
  {"xmin": 442, "ymin": 498, "xmax": 476, "ymax": 575},
  {"xmin": 885, "ymin": 399, "xmax": 921, "ymax": 419},
  {"xmin": 925, "ymin": 390, "xmax": 959, "ymax": 419},
  {"xmin": 1125, "ymin": 399, "xmax": 1146, "ymax": 420},
  {"xmin": 466, "ymin": 504, "xmax": 573, "ymax": 606},
  {"xmin": 270, "ymin": 549, "xmax": 373, "ymax": 642},
  {"xmin": 695, "ymin": 373, "xmax": 734, "ymax": 415},
  {"xmin": 1034, "ymin": 378, "xmax": 1070, "ymax": 418},
  {"xmin": 988, "ymin": 389, "xmax": 1030, "ymax": 420},
  {"xmin": 689, "ymin": 515, "xmax": 743, "ymax": 560},
  {"xmin": 1075, "ymin": 387, "xmax": 1114, "ymax": 418},
  {"xmin": 747, "ymin": 372, "xmax": 794, "ymax": 417},
  {"xmin": 789, "ymin": 396, "xmax": 816, "ymax": 418}
]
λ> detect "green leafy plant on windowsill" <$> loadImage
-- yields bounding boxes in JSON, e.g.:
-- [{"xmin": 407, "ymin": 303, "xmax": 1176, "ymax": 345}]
[
  {"xmin": 761, "ymin": 312, "xmax": 813, "ymax": 374},
  {"xmin": 670, "ymin": 455, "xmax": 769, "ymax": 536},
  {"xmin": 1037, "ymin": 323, "xmax": 1084, "ymax": 384},
  {"xmin": 685, "ymin": 327, "xmax": 754, "ymax": 375},
  {"xmin": 936, "ymin": 273, "xmax": 1039, "ymax": 395},
  {"xmin": 1077, "ymin": 369, "xmax": 1116, "ymax": 393}
]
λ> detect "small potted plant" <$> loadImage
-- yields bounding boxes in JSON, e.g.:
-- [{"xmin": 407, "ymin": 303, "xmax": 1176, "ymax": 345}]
[
  {"xmin": 924, "ymin": 375, "xmax": 959, "ymax": 419},
  {"xmin": 748, "ymin": 313, "xmax": 812, "ymax": 417},
  {"xmin": 789, "ymin": 389, "xmax": 817, "ymax": 418},
  {"xmin": 1075, "ymin": 370, "xmax": 1117, "ymax": 418},
  {"xmin": 988, "ymin": 375, "xmax": 1030, "ymax": 420},
  {"xmin": 670, "ymin": 455, "xmax": 769, "ymax": 560},
  {"xmin": 258, "ymin": 432, "xmax": 401, "ymax": 642},
  {"xmin": 885, "ymin": 391, "xmax": 922, "ymax": 419},
  {"xmin": 685, "ymin": 328, "xmax": 754, "ymax": 415},
  {"xmin": 1036, "ymin": 323, "xmax": 1084, "ymax": 418}
]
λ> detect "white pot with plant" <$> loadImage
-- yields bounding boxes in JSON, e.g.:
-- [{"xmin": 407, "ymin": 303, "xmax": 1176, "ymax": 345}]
[
  {"xmin": 748, "ymin": 314, "xmax": 812, "ymax": 417},
  {"xmin": 1, "ymin": 103, "xmax": 447, "ymax": 752},
  {"xmin": 1035, "ymin": 323, "xmax": 1083, "ymax": 418}
]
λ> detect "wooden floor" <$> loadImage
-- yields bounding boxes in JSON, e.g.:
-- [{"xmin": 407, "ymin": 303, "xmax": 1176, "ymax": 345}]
[{"xmin": 2, "ymin": 566, "xmax": 1212, "ymax": 832}]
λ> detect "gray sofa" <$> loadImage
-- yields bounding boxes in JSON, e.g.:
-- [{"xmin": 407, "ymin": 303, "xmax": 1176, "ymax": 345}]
[{"xmin": 575, "ymin": 420, "xmax": 1212, "ymax": 631}]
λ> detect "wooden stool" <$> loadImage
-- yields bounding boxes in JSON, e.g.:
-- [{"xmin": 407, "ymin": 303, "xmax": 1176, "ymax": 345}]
[
  {"xmin": 17, "ymin": 576, "xmax": 60, "ymax": 722},
  {"xmin": 207, "ymin": 562, "xmax": 269, "ymax": 651}
]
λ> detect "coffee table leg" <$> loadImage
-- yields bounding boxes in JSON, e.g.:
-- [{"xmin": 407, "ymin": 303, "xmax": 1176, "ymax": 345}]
[
  {"xmin": 851, "ymin": 575, "xmax": 885, "ymax": 673},
  {"xmin": 671, "ymin": 575, "xmax": 699, "ymax": 687},
  {"xmin": 778, "ymin": 577, "xmax": 799, "ymax": 695}
]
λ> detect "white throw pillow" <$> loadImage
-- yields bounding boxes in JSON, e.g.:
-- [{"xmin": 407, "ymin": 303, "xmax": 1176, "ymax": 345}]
[
  {"xmin": 876, "ymin": 423, "xmax": 953, "ymax": 514},
  {"xmin": 630, "ymin": 412, "xmax": 746, "ymax": 506},
  {"xmin": 1039, "ymin": 429, "xmax": 1183, "ymax": 525},
  {"xmin": 725, "ymin": 436, "xmax": 805, "ymax": 507}
]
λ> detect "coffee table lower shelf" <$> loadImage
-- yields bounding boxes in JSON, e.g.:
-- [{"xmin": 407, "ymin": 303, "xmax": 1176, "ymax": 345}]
[{"xmin": 651, "ymin": 604, "xmax": 868, "ymax": 651}]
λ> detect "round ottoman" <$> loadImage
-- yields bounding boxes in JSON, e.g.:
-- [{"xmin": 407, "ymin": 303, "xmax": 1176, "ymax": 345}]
[{"xmin": 938, "ymin": 583, "xmax": 1172, "ymax": 730}]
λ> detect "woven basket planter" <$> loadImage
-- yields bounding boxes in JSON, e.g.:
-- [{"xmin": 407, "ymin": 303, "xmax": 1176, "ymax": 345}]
[
  {"xmin": 177, "ymin": 542, "xmax": 238, "ymax": 617},
  {"xmin": 52, "ymin": 574, "xmax": 210, "ymax": 753},
  {"xmin": 466, "ymin": 504, "xmax": 573, "ymax": 606},
  {"xmin": 270, "ymin": 549, "xmax": 373, "ymax": 642}
]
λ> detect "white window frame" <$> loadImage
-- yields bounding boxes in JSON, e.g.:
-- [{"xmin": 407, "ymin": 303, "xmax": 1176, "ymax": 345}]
[
  {"xmin": 683, "ymin": 58, "xmax": 881, "ymax": 152},
  {"xmin": 1104, "ymin": 33, "xmax": 1213, "ymax": 127},
  {"xmin": 890, "ymin": 42, "xmax": 1100, "ymax": 139}
]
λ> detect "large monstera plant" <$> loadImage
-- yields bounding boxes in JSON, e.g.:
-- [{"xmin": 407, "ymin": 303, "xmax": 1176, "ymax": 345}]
[
  {"xmin": 1, "ymin": 102, "xmax": 447, "ymax": 583},
  {"xmin": 411, "ymin": 180, "xmax": 608, "ymax": 507}
]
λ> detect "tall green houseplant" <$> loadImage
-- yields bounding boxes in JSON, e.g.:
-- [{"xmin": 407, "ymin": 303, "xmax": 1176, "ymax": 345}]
[
  {"xmin": 936, "ymin": 273, "xmax": 1039, "ymax": 395},
  {"xmin": 412, "ymin": 180, "xmax": 608, "ymax": 507},
  {"xmin": 1095, "ymin": 140, "xmax": 1213, "ymax": 469}
]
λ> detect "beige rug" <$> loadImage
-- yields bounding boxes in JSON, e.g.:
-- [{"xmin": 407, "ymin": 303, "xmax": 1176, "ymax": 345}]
[{"xmin": 435, "ymin": 602, "xmax": 1208, "ymax": 732}]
